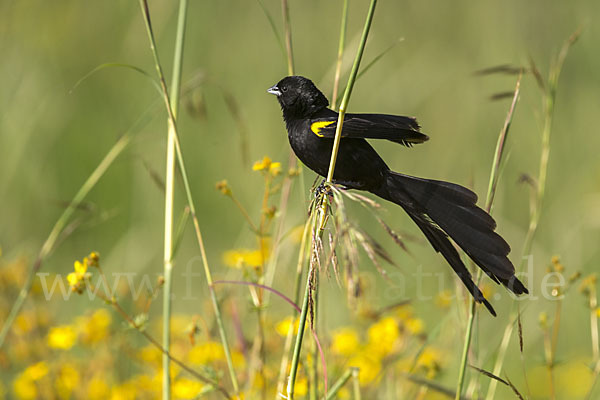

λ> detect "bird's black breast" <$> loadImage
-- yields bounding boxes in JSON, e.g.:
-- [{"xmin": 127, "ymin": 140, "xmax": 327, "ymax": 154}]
[{"xmin": 285, "ymin": 116, "xmax": 389, "ymax": 191}]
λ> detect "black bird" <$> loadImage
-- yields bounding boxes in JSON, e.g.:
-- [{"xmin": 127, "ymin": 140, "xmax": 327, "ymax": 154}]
[{"xmin": 268, "ymin": 75, "xmax": 528, "ymax": 316}]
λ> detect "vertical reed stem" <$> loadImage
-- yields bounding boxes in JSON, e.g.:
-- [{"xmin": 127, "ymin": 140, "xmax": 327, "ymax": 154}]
[
  {"xmin": 137, "ymin": 0, "xmax": 240, "ymax": 395},
  {"xmin": 161, "ymin": 0, "xmax": 188, "ymax": 396},
  {"xmin": 455, "ymin": 76, "xmax": 521, "ymax": 400},
  {"xmin": 331, "ymin": 0, "xmax": 349, "ymax": 109}
]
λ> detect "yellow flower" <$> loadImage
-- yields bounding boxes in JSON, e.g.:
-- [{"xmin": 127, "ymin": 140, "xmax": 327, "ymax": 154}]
[
  {"xmin": 88, "ymin": 251, "xmax": 100, "ymax": 266},
  {"xmin": 222, "ymin": 248, "xmax": 268, "ymax": 269},
  {"xmin": 252, "ymin": 372, "xmax": 266, "ymax": 389},
  {"xmin": 580, "ymin": 274, "xmax": 597, "ymax": 294},
  {"xmin": 74, "ymin": 260, "xmax": 87, "ymax": 274},
  {"xmin": 295, "ymin": 377, "xmax": 308, "ymax": 396},
  {"xmin": 23, "ymin": 361, "xmax": 49, "ymax": 381},
  {"xmin": 252, "ymin": 156, "xmax": 273, "ymax": 171},
  {"xmin": 78, "ymin": 309, "xmax": 112, "ymax": 345},
  {"xmin": 138, "ymin": 345, "xmax": 162, "ymax": 366},
  {"xmin": 394, "ymin": 305, "xmax": 414, "ymax": 321},
  {"xmin": 550, "ymin": 255, "xmax": 564, "ymax": 272},
  {"xmin": 47, "ymin": 325, "xmax": 77, "ymax": 350},
  {"xmin": 13, "ymin": 374, "xmax": 37, "ymax": 400},
  {"xmin": 67, "ymin": 258, "xmax": 90, "ymax": 293},
  {"xmin": 367, "ymin": 317, "xmax": 399, "ymax": 357},
  {"xmin": 348, "ymin": 353, "xmax": 381, "ymax": 386},
  {"xmin": 55, "ymin": 363, "xmax": 80, "ymax": 399},
  {"xmin": 173, "ymin": 378, "xmax": 204, "ymax": 399},
  {"xmin": 275, "ymin": 316, "xmax": 299, "ymax": 337},
  {"xmin": 253, "ymin": 156, "xmax": 282, "ymax": 176},
  {"xmin": 215, "ymin": 180, "xmax": 231, "ymax": 196},
  {"xmin": 406, "ymin": 318, "xmax": 425, "ymax": 335},
  {"xmin": 269, "ymin": 162, "xmax": 282, "ymax": 176},
  {"xmin": 110, "ymin": 382, "xmax": 136, "ymax": 400},
  {"xmin": 14, "ymin": 313, "xmax": 35, "ymax": 335},
  {"xmin": 232, "ymin": 350, "xmax": 246, "ymax": 369},
  {"xmin": 188, "ymin": 341, "xmax": 225, "ymax": 365},
  {"xmin": 288, "ymin": 167, "xmax": 301, "ymax": 177},
  {"xmin": 87, "ymin": 377, "xmax": 109, "ymax": 400},
  {"xmin": 337, "ymin": 387, "xmax": 351, "ymax": 399},
  {"xmin": 13, "ymin": 361, "xmax": 50, "ymax": 399},
  {"xmin": 416, "ymin": 348, "xmax": 443, "ymax": 378},
  {"xmin": 330, "ymin": 328, "xmax": 360, "ymax": 356}
]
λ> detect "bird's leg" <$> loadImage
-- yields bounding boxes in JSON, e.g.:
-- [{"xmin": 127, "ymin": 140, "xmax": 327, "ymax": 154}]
[{"xmin": 315, "ymin": 179, "xmax": 331, "ymax": 198}]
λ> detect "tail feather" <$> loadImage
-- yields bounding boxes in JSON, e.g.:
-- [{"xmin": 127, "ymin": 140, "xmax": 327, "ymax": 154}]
[
  {"xmin": 372, "ymin": 171, "xmax": 528, "ymax": 315},
  {"xmin": 407, "ymin": 211, "xmax": 497, "ymax": 316}
]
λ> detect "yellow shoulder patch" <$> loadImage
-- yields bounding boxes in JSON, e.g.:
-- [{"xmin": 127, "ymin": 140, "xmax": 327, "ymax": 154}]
[{"xmin": 310, "ymin": 120, "xmax": 336, "ymax": 137}]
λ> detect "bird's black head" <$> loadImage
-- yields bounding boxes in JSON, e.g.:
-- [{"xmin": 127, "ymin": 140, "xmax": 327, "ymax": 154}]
[{"xmin": 267, "ymin": 76, "xmax": 329, "ymax": 120}]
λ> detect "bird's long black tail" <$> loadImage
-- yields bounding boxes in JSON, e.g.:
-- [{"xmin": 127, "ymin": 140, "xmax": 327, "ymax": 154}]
[{"xmin": 371, "ymin": 170, "xmax": 528, "ymax": 316}]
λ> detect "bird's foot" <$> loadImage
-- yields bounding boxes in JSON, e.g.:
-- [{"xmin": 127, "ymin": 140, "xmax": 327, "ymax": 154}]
[{"xmin": 315, "ymin": 179, "xmax": 331, "ymax": 198}]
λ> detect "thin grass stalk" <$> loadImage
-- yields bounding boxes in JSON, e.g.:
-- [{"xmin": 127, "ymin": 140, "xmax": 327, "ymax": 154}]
[
  {"xmin": 519, "ymin": 30, "xmax": 579, "ymax": 270},
  {"xmin": 285, "ymin": 2, "xmax": 379, "ymax": 396},
  {"xmin": 263, "ymin": 0, "xmax": 301, "ymax": 295},
  {"xmin": 352, "ymin": 367, "xmax": 362, "ymax": 400},
  {"xmin": 276, "ymin": 209, "xmax": 313, "ymax": 396},
  {"xmin": 286, "ymin": 3, "xmax": 378, "ymax": 398},
  {"xmin": 286, "ymin": 255, "xmax": 314, "ymax": 399},
  {"xmin": 282, "ymin": 0, "xmax": 294, "ymax": 76},
  {"xmin": 0, "ymin": 133, "xmax": 130, "ymax": 348},
  {"xmin": 591, "ymin": 285, "xmax": 599, "ymax": 363},
  {"xmin": 324, "ymin": 0, "xmax": 377, "ymax": 185},
  {"xmin": 161, "ymin": 0, "xmax": 188, "ymax": 397},
  {"xmin": 485, "ymin": 30, "xmax": 579, "ymax": 400},
  {"xmin": 331, "ymin": 0, "xmax": 349, "ymax": 109},
  {"xmin": 484, "ymin": 319, "xmax": 515, "ymax": 400},
  {"xmin": 137, "ymin": 0, "xmax": 240, "ymax": 394},
  {"xmin": 325, "ymin": 368, "xmax": 353, "ymax": 400},
  {"xmin": 454, "ymin": 76, "xmax": 521, "ymax": 400},
  {"xmin": 243, "ymin": 173, "xmax": 274, "ymax": 394},
  {"xmin": 309, "ymin": 274, "xmax": 319, "ymax": 400},
  {"xmin": 319, "ymin": 0, "xmax": 377, "ymax": 233},
  {"xmin": 587, "ymin": 275, "xmax": 600, "ymax": 400}
]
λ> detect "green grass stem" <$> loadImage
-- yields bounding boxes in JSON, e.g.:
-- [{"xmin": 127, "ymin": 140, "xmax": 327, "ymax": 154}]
[
  {"xmin": 331, "ymin": 0, "xmax": 349, "ymax": 109},
  {"xmin": 137, "ymin": 0, "xmax": 240, "ymax": 395},
  {"xmin": 455, "ymin": 75, "xmax": 521, "ymax": 400},
  {"xmin": 286, "ymin": 2, "xmax": 378, "ymax": 398},
  {"xmin": 325, "ymin": 368, "xmax": 354, "ymax": 400},
  {"xmin": 282, "ymin": 0, "xmax": 294, "ymax": 76},
  {"xmin": 286, "ymin": 261, "xmax": 313, "ymax": 399},
  {"xmin": 161, "ymin": 0, "xmax": 188, "ymax": 397},
  {"xmin": 484, "ymin": 30, "xmax": 579, "ymax": 400}
]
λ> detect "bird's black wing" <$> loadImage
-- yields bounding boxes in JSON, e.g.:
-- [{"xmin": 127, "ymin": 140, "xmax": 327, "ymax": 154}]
[{"xmin": 310, "ymin": 111, "xmax": 429, "ymax": 147}]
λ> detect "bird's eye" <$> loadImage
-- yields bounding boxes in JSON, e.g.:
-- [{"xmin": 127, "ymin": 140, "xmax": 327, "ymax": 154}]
[{"xmin": 281, "ymin": 86, "xmax": 288, "ymax": 92}]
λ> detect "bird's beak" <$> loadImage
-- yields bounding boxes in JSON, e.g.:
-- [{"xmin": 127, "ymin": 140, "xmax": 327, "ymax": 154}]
[{"xmin": 267, "ymin": 85, "xmax": 281, "ymax": 96}]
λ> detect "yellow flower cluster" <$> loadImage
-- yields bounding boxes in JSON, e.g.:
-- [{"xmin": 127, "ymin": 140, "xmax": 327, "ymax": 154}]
[
  {"xmin": 45, "ymin": 309, "xmax": 112, "ymax": 353},
  {"xmin": 275, "ymin": 316, "xmax": 300, "ymax": 337},
  {"xmin": 66, "ymin": 251, "xmax": 99, "ymax": 293},
  {"xmin": 13, "ymin": 361, "xmax": 49, "ymax": 400},
  {"xmin": 252, "ymin": 156, "xmax": 281, "ymax": 176},
  {"xmin": 222, "ymin": 239, "xmax": 270, "ymax": 269},
  {"xmin": 215, "ymin": 179, "xmax": 232, "ymax": 196},
  {"xmin": 328, "ymin": 306, "xmax": 435, "ymax": 386},
  {"xmin": 47, "ymin": 325, "xmax": 77, "ymax": 350}
]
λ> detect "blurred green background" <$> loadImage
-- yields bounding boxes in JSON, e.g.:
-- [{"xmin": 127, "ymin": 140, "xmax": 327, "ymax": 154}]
[{"xmin": 1, "ymin": 0, "xmax": 599, "ymax": 398}]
